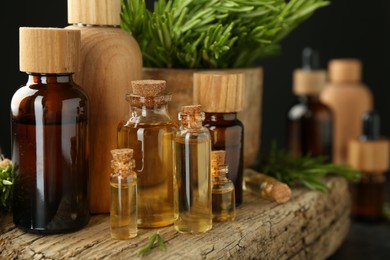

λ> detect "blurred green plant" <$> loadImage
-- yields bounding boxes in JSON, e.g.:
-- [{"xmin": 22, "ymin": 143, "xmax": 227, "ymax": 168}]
[
  {"xmin": 121, "ymin": 0, "xmax": 330, "ymax": 68},
  {"xmin": 0, "ymin": 156, "xmax": 14, "ymax": 213}
]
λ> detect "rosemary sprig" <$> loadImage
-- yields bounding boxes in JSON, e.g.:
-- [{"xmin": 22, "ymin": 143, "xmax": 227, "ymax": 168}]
[
  {"xmin": 257, "ymin": 144, "xmax": 361, "ymax": 192},
  {"xmin": 136, "ymin": 232, "xmax": 166, "ymax": 256},
  {"xmin": 121, "ymin": 0, "xmax": 330, "ymax": 68},
  {"xmin": 0, "ymin": 155, "xmax": 14, "ymax": 213}
]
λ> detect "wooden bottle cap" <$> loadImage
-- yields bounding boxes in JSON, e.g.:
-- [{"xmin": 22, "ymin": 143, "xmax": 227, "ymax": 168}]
[
  {"xmin": 19, "ymin": 27, "xmax": 80, "ymax": 74},
  {"xmin": 211, "ymin": 150, "xmax": 226, "ymax": 167},
  {"xmin": 131, "ymin": 80, "xmax": 166, "ymax": 97},
  {"xmin": 110, "ymin": 148, "xmax": 134, "ymax": 162},
  {"xmin": 181, "ymin": 105, "xmax": 202, "ymax": 114},
  {"xmin": 348, "ymin": 139, "xmax": 390, "ymax": 173},
  {"xmin": 293, "ymin": 69, "xmax": 326, "ymax": 95},
  {"xmin": 328, "ymin": 59, "xmax": 362, "ymax": 83},
  {"xmin": 193, "ymin": 72, "xmax": 245, "ymax": 113},
  {"xmin": 68, "ymin": 0, "xmax": 121, "ymax": 26}
]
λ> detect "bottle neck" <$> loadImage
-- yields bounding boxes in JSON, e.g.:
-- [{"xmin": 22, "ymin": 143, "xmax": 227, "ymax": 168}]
[
  {"xmin": 205, "ymin": 112, "xmax": 238, "ymax": 123},
  {"xmin": 212, "ymin": 165, "xmax": 229, "ymax": 183},
  {"xmin": 298, "ymin": 94, "xmax": 320, "ymax": 104},
  {"xmin": 27, "ymin": 73, "xmax": 73, "ymax": 84},
  {"xmin": 179, "ymin": 112, "xmax": 205, "ymax": 130}
]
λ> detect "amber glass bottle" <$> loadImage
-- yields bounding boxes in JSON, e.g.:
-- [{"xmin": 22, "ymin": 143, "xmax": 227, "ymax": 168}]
[
  {"xmin": 287, "ymin": 48, "xmax": 333, "ymax": 161},
  {"xmin": 11, "ymin": 28, "xmax": 90, "ymax": 234},
  {"xmin": 174, "ymin": 105, "xmax": 212, "ymax": 234},
  {"xmin": 110, "ymin": 148, "xmax": 137, "ymax": 239},
  {"xmin": 117, "ymin": 80, "xmax": 176, "ymax": 228},
  {"xmin": 194, "ymin": 72, "xmax": 245, "ymax": 206},
  {"xmin": 211, "ymin": 150, "xmax": 236, "ymax": 222},
  {"xmin": 348, "ymin": 111, "xmax": 389, "ymax": 221}
]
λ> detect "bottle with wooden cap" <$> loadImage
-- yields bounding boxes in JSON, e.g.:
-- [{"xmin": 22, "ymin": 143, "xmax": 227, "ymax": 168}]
[
  {"xmin": 320, "ymin": 58, "xmax": 373, "ymax": 164},
  {"xmin": 110, "ymin": 148, "xmax": 137, "ymax": 239},
  {"xmin": 348, "ymin": 111, "xmax": 389, "ymax": 221},
  {"xmin": 174, "ymin": 105, "xmax": 212, "ymax": 233},
  {"xmin": 287, "ymin": 47, "xmax": 333, "ymax": 161},
  {"xmin": 67, "ymin": 0, "xmax": 143, "ymax": 213},
  {"xmin": 211, "ymin": 150, "xmax": 236, "ymax": 222},
  {"xmin": 193, "ymin": 71, "xmax": 245, "ymax": 206},
  {"xmin": 11, "ymin": 27, "xmax": 90, "ymax": 233},
  {"xmin": 117, "ymin": 80, "xmax": 177, "ymax": 228}
]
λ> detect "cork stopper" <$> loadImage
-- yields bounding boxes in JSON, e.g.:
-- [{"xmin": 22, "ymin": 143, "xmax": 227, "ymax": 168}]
[
  {"xmin": 110, "ymin": 148, "xmax": 134, "ymax": 163},
  {"xmin": 131, "ymin": 80, "xmax": 167, "ymax": 97},
  {"xmin": 348, "ymin": 139, "xmax": 389, "ymax": 173},
  {"xmin": 181, "ymin": 105, "xmax": 202, "ymax": 115},
  {"xmin": 211, "ymin": 150, "xmax": 226, "ymax": 168},
  {"xmin": 193, "ymin": 72, "xmax": 245, "ymax": 112},
  {"xmin": 293, "ymin": 69, "xmax": 326, "ymax": 95},
  {"xmin": 68, "ymin": 0, "xmax": 121, "ymax": 26},
  {"xmin": 19, "ymin": 27, "xmax": 80, "ymax": 74},
  {"xmin": 328, "ymin": 59, "xmax": 362, "ymax": 83}
]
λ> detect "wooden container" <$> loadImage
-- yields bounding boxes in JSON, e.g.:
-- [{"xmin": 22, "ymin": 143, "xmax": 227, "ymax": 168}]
[
  {"xmin": 66, "ymin": 0, "xmax": 143, "ymax": 213},
  {"xmin": 143, "ymin": 67, "xmax": 263, "ymax": 168}
]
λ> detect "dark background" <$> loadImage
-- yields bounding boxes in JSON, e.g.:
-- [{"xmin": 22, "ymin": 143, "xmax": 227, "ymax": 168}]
[{"xmin": 1, "ymin": 0, "xmax": 390, "ymax": 258}]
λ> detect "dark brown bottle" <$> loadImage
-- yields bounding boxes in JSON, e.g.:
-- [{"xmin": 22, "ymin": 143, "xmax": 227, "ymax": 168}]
[
  {"xmin": 287, "ymin": 48, "xmax": 333, "ymax": 161},
  {"xmin": 194, "ymin": 72, "xmax": 245, "ymax": 206},
  {"xmin": 11, "ymin": 27, "xmax": 90, "ymax": 234},
  {"xmin": 348, "ymin": 111, "xmax": 389, "ymax": 221}
]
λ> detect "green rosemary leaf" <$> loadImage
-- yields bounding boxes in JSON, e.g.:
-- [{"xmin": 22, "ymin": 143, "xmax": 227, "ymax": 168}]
[
  {"xmin": 136, "ymin": 233, "xmax": 166, "ymax": 256},
  {"xmin": 0, "ymin": 157, "xmax": 14, "ymax": 213}
]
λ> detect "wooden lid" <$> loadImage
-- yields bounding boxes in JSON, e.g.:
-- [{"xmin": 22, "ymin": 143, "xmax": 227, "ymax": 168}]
[
  {"xmin": 68, "ymin": 0, "xmax": 121, "ymax": 26},
  {"xmin": 328, "ymin": 59, "xmax": 362, "ymax": 83},
  {"xmin": 19, "ymin": 27, "xmax": 80, "ymax": 74},
  {"xmin": 348, "ymin": 139, "xmax": 390, "ymax": 173},
  {"xmin": 131, "ymin": 80, "xmax": 166, "ymax": 97},
  {"xmin": 193, "ymin": 72, "xmax": 245, "ymax": 112},
  {"xmin": 293, "ymin": 69, "xmax": 326, "ymax": 95}
]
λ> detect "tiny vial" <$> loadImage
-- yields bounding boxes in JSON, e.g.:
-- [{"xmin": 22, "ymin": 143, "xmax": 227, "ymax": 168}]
[
  {"xmin": 211, "ymin": 150, "xmax": 236, "ymax": 222},
  {"xmin": 174, "ymin": 105, "xmax": 212, "ymax": 233},
  {"xmin": 110, "ymin": 148, "xmax": 137, "ymax": 239}
]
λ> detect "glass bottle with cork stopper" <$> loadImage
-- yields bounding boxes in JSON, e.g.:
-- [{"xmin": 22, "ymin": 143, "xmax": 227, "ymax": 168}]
[
  {"xmin": 117, "ymin": 80, "xmax": 176, "ymax": 228},
  {"xmin": 211, "ymin": 150, "xmax": 236, "ymax": 222},
  {"xmin": 11, "ymin": 27, "xmax": 90, "ymax": 234},
  {"xmin": 110, "ymin": 148, "xmax": 137, "ymax": 239},
  {"xmin": 347, "ymin": 111, "xmax": 389, "ymax": 221},
  {"xmin": 67, "ymin": 0, "xmax": 143, "ymax": 214},
  {"xmin": 287, "ymin": 47, "xmax": 333, "ymax": 161},
  {"xmin": 193, "ymin": 71, "xmax": 245, "ymax": 206},
  {"xmin": 174, "ymin": 105, "xmax": 212, "ymax": 233}
]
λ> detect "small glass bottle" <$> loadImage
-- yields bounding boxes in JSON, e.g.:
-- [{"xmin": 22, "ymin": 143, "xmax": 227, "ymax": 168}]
[
  {"xmin": 11, "ymin": 27, "xmax": 90, "ymax": 233},
  {"xmin": 287, "ymin": 47, "xmax": 333, "ymax": 161},
  {"xmin": 193, "ymin": 72, "xmax": 245, "ymax": 206},
  {"xmin": 117, "ymin": 80, "xmax": 177, "ymax": 228},
  {"xmin": 211, "ymin": 150, "xmax": 236, "ymax": 222},
  {"xmin": 174, "ymin": 105, "xmax": 212, "ymax": 233},
  {"xmin": 110, "ymin": 148, "xmax": 137, "ymax": 239},
  {"xmin": 348, "ymin": 111, "xmax": 389, "ymax": 221}
]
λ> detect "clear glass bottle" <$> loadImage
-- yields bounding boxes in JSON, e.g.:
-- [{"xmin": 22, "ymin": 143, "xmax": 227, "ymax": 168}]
[
  {"xmin": 117, "ymin": 80, "xmax": 176, "ymax": 228},
  {"xmin": 211, "ymin": 150, "xmax": 236, "ymax": 222},
  {"xmin": 174, "ymin": 105, "xmax": 212, "ymax": 233},
  {"xmin": 287, "ymin": 47, "xmax": 333, "ymax": 161},
  {"xmin": 194, "ymin": 72, "xmax": 245, "ymax": 206},
  {"xmin": 110, "ymin": 148, "xmax": 137, "ymax": 239},
  {"xmin": 11, "ymin": 27, "xmax": 90, "ymax": 233},
  {"xmin": 348, "ymin": 111, "xmax": 389, "ymax": 222}
]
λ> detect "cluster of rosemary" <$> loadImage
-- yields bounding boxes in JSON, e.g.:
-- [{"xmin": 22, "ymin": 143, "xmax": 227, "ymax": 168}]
[
  {"xmin": 0, "ymin": 155, "xmax": 14, "ymax": 214},
  {"xmin": 121, "ymin": 0, "xmax": 330, "ymax": 68},
  {"xmin": 257, "ymin": 143, "xmax": 361, "ymax": 192}
]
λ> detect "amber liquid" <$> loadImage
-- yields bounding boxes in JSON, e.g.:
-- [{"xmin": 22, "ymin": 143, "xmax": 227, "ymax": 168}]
[
  {"xmin": 174, "ymin": 137, "xmax": 212, "ymax": 233},
  {"xmin": 350, "ymin": 174, "xmax": 386, "ymax": 222},
  {"xmin": 110, "ymin": 176, "xmax": 137, "ymax": 239},
  {"xmin": 212, "ymin": 181, "xmax": 236, "ymax": 222},
  {"xmin": 118, "ymin": 122, "xmax": 175, "ymax": 228},
  {"xmin": 11, "ymin": 75, "xmax": 89, "ymax": 234},
  {"xmin": 204, "ymin": 113, "xmax": 244, "ymax": 206},
  {"xmin": 288, "ymin": 96, "xmax": 333, "ymax": 161}
]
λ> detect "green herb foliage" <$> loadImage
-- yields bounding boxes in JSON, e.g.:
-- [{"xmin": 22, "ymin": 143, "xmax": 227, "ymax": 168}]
[
  {"xmin": 136, "ymin": 232, "xmax": 166, "ymax": 256},
  {"xmin": 121, "ymin": 0, "xmax": 330, "ymax": 68},
  {"xmin": 0, "ymin": 156, "xmax": 14, "ymax": 213},
  {"xmin": 257, "ymin": 144, "xmax": 361, "ymax": 192}
]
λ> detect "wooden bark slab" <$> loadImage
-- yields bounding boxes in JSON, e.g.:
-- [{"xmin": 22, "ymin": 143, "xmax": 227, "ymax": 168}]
[{"xmin": 0, "ymin": 177, "xmax": 350, "ymax": 259}]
